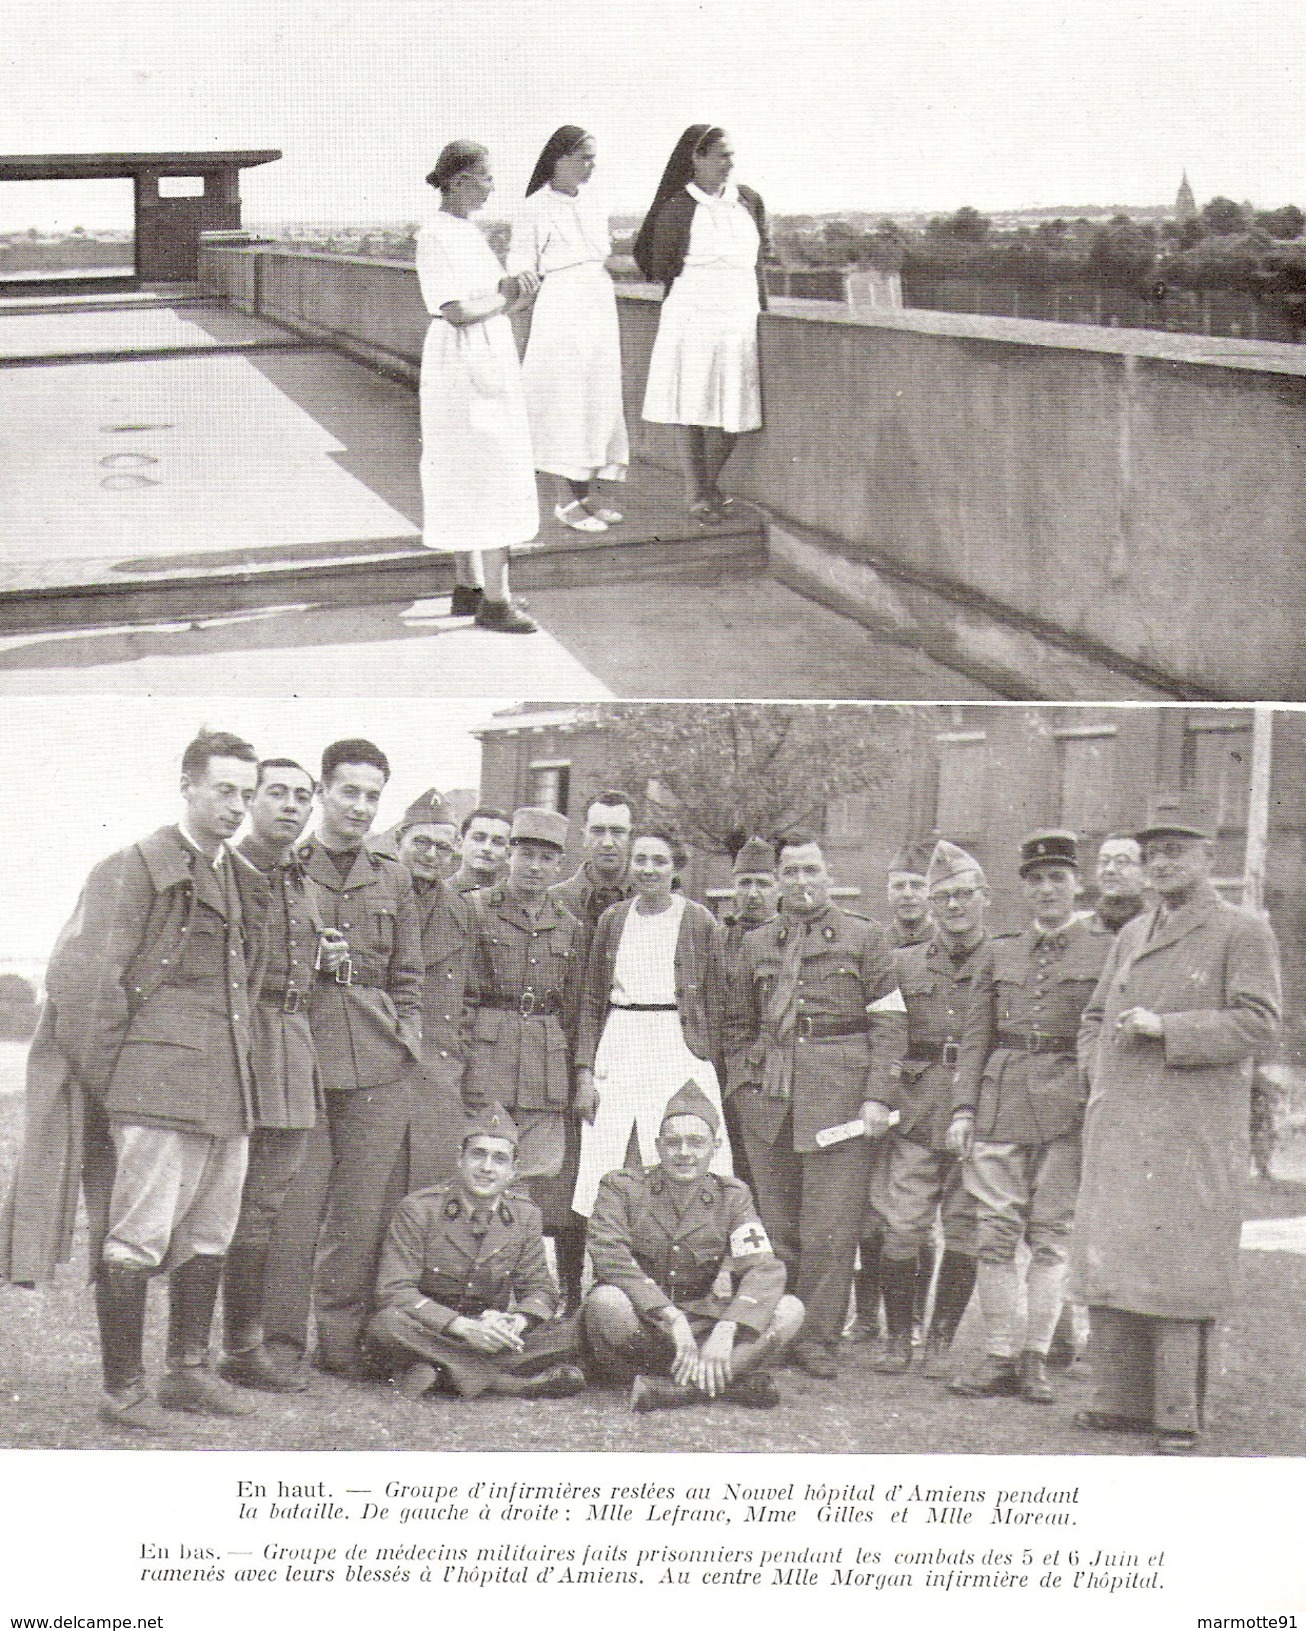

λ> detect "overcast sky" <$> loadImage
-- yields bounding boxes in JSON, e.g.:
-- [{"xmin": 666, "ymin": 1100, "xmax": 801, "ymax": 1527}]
[
  {"xmin": 1, "ymin": 696, "xmax": 508, "ymax": 962},
  {"xmin": 2, "ymin": 0, "xmax": 1302, "ymax": 229}
]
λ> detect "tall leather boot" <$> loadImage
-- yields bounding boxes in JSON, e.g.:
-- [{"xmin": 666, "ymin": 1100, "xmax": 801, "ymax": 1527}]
[
  {"xmin": 95, "ymin": 1261, "xmax": 171, "ymax": 1431},
  {"xmin": 219, "ymin": 1242, "xmax": 308, "ymax": 1393},
  {"xmin": 873, "ymin": 1253, "xmax": 918, "ymax": 1373},
  {"xmin": 923, "ymin": 1249, "xmax": 978, "ymax": 1377},
  {"xmin": 159, "ymin": 1254, "xmax": 256, "ymax": 1417},
  {"xmin": 552, "ymin": 1223, "xmax": 587, "ymax": 1316},
  {"xmin": 913, "ymin": 1243, "xmax": 936, "ymax": 1337},
  {"xmin": 850, "ymin": 1233, "xmax": 883, "ymax": 1341}
]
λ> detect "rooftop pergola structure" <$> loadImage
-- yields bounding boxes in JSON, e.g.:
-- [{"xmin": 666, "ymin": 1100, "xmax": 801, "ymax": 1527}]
[{"xmin": 0, "ymin": 150, "xmax": 280, "ymax": 289}]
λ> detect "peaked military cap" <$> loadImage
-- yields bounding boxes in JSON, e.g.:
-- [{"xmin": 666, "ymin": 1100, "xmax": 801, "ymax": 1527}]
[
  {"xmin": 510, "ymin": 806, "xmax": 568, "ymax": 850},
  {"xmin": 464, "ymin": 1101, "xmax": 521, "ymax": 1147},
  {"xmin": 660, "ymin": 1079, "xmax": 720, "ymax": 1134},
  {"xmin": 888, "ymin": 839, "xmax": 935, "ymax": 878},
  {"xmin": 1136, "ymin": 792, "xmax": 1215, "ymax": 843},
  {"xmin": 733, "ymin": 836, "xmax": 777, "ymax": 875},
  {"xmin": 400, "ymin": 788, "xmax": 454, "ymax": 832},
  {"xmin": 1019, "ymin": 829, "xmax": 1079, "ymax": 876},
  {"xmin": 927, "ymin": 838, "xmax": 985, "ymax": 890}
]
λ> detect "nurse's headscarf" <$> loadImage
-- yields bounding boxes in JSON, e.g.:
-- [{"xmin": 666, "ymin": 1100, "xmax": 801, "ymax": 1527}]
[
  {"xmin": 525, "ymin": 126, "xmax": 592, "ymax": 196},
  {"xmin": 633, "ymin": 125, "xmax": 724, "ymax": 278}
]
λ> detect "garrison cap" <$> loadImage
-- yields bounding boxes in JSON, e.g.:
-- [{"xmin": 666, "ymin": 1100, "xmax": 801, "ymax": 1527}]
[
  {"xmin": 733, "ymin": 836, "xmax": 777, "ymax": 875},
  {"xmin": 1019, "ymin": 829, "xmax": 1079, "ymax": 876},
  {"xmin": 463, "ymin": 1102, "xmax": 520, "ymax": 1148},
  {"xmin": 510, "ymin": 806, "xmax": 568, "ymax": 850},
  {"xmin": 660, "ymin": 1079, "xmax": 720, "ymax": 1134},
  {"xmin": 927, "ymin": 838, "xmax": 985, "ymax": 891},
  {"xmin": 400, "ymin": 788, "xmax": 455, "ymax": 832},
  {"xmin": 888, "ymin": 839, "xmax": 935, "ymax": 878},
  {"xmin": 1136, "ymin": 792, "xmax": 1215, "ymax": 843}
]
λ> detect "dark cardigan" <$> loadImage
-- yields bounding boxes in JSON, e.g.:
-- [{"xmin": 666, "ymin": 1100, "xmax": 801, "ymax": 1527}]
[
  {"xmin": 575, "ymin": 894, "xmax": 726, "ymax": 1072},
  {"xmin": 634, "ymin": 184, "xmax": 770, "ymax": 309}
]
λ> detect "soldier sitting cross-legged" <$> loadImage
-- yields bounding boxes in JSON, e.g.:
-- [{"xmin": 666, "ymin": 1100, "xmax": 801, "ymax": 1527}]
[
  {"xmin": 583, "ymin": 1081, "xmax": 805, "ymax": 1412},
  {"xmin": 365, "ymin": 1103, "xmax": 586, "ymax": 1401}
]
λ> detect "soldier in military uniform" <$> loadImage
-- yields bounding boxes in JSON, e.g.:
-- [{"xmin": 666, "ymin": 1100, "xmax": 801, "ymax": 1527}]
[
  {"xmin": 9, "ymin": 730, "xmax": 269, "ymax": 1431},
  {"xmin": 718, "ymin": 837, "xmax": 779, "ymax": 1195},
  {"xmin": 852, "ymin": 838, "xmax": 937, "ymax": 1343},
  {"xmin": 367, "ymin": 1103, "xmax": 585, "ymax": 1400},
  {"xmin": 550, "ymin": 789, "xmax": 635, "ymax": 928},
  {"xmin": 871, "ymin": 839, "xmax": 987, "ymax": 1379},
  {"xmin": 725, "ymin": 834, "xmax": 907, "ymax": 1379},
  {"xmin": 221, "ymin": 757, "xmax": 322, "ymax": 1394},
  {"xmin": 448, "ymin": 806, "xmax": 513, "ymax": 896},
  {"xmin": 545, "ymin": 789, "xmax": 635, "ymax": 1307},
  {"xmin": 584, "ymin": 1081, "xmax": 804, "ymax": 1410},
  {"xmin": 270, "ymin": 739, "xmax": 427, "ymax": 1378},
  {"xmin": 463, "ymin": 808, "xmax": 588, "ymax": 1298},
  {"xmin": 393, "ymin": 790, "xmax": 475, "ymax": 1186},
  {"xmin": 947, "ymin": 830, "xmax": 1111, "ymax": 1405}
]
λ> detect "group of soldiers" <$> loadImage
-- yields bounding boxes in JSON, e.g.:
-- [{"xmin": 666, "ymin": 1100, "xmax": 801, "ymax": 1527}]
[{"xmin": 1, "ymin": 729, "xmax": 1283, "ymax": 1453}]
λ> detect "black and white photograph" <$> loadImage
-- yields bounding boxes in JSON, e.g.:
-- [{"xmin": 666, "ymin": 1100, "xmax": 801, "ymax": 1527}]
[{"xmin": 1, "ymin": 0, "xmax": 1304, "ymax": 1624}]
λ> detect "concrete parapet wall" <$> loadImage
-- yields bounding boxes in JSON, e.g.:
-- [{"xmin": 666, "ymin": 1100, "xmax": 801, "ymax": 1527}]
[{"xmin": 199, "ymin": 243, "xmax": 1306, "ymax": 698}]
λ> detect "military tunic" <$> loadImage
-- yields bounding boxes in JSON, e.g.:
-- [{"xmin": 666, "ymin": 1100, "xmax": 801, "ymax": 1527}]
[
  {"xmin": 463, "ymin": 886, "xmax": 587, "ymax": 1219},
  {"xmin": 549, "ymin": 863, "xmax": 631, "ymax": 933},
  {"xmin": 367, "ymin": 1180, "xmax": 577, "ymax": 1396},
  {"xmin": 725, "ymin": 903, "xmax": 907, "ymax": 1346},
  {"xmin": 952, "ymin": 917, "xmax": 1112, "ymax": 1265}
]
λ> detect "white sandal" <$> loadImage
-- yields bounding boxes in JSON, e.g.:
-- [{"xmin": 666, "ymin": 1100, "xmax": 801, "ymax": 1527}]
[
  {"xmin": 554, "ymin": 500, "xmax": 607, "ymax": 533},
  {"xmin": 585, "ymin": 503, "xmax": 624, "ymax": 525}
]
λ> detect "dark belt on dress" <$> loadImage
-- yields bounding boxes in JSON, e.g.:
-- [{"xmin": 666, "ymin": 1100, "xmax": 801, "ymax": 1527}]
[
  {"xmin": 996, "ymin": 1030, "xmax": 1077, "ymax": 1055},
  {"xmin": 261, "ymin": 987, "xmax": 307, "ymax": 1014},
  {"xmin": 609, "ymin": 1001, "xmax": 679, "ymax": 1012},
  {"xmin": 904, "ymin": 1040, "xmax": 960, "ymax": 1066},
  {"xmin": 483, "ymin": 990, "xmax": 563, "ymax": 1018},
  {"xmin": 795, "ymin": 1014, "xmax": 869, "ymax": 1041}
]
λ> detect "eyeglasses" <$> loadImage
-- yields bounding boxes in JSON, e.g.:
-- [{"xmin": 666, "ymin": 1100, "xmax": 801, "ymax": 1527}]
[
  {"xmin": 406, "ymin": 836, "xmax": 455, "ymax": 855},
  {"xmin": 1143, "ymin": 839, "xmax": 1202, "ymax": 862},
  {"xmin": 930, "ymin": 886, "xmax": 982, "ymax": 906}
]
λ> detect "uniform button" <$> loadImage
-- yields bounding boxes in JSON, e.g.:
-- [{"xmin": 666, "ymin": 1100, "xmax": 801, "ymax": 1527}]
[{"xmin": 161, "ymin": 958, "xmax": 169, "ymax": 966}]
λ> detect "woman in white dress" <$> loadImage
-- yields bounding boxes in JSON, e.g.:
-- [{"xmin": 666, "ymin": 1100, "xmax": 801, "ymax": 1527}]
[
  {"xmin": 415, "ymin": 140, "xmax": 539, "ymax": 634},
  {"xmin": 508, "ymin": 126, "xmax": 629, "ymax": 536},
  {"xmin": 635, "ymin": 125, "xmax": 768, "ymax": 527},
  {"xmin": 572, "ymin": 825, "xmax": 733, "ymax": 1218}
]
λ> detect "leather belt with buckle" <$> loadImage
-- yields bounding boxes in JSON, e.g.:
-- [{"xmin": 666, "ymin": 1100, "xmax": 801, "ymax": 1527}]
[
  {"xmin": 905, "ymin": 1040, "xmax": 961, "ymax": 1066},
  {"xmin": 795, "ymin": 1014, "xmax": 870, "ymax": 1042},
  {"xmin": 997, "ymin": 1030, "xmax": 1077, "ymax": 1055},
  {"xmin": 485, "ymin": 992, "xmax": 562, "ymax": 1018},
  {"xmin": 261, "ymin": 988, "xmax": 305, "ymax": 1014}
]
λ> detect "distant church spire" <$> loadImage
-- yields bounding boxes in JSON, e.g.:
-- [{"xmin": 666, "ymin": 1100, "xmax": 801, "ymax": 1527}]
[{"xmin": 1176, "ymin": 170, "xmax": 1197, "ymax": 223}]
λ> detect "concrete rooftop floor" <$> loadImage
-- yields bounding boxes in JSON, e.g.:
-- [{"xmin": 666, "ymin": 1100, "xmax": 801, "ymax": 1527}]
[{"xmin": 0, "ymin": 293, "xmax": 998, "ymax": 700}]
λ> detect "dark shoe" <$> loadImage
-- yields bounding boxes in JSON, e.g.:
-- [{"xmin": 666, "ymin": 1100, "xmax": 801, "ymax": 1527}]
[
  {"xmin": 793, "ymin": 1341, "xmax": 839, "ymax": 1380},
  {"xmin": 1154, "ymin": 1430, "xmax": 1200, "ymax": 1456},
  {"xmin": 219, "ymin": 1345, "xmax": 309, "ymax": 1394},
  {"xmin": 1019, "ymin": 1350, "xmax": 1055, "ymax": 1405},
  {"xmin": 688, "ymin": 500, "xmax": 728, "ymax": 528},
  {"xmin": 1074, "ymin": 1408, "xmax": 1150, "ymax": 1435},
  {"xmin": 159, "ymin": 1365, "xmax": 257, "ymax": 1417},
  {"xmin": 450, "ymin": 584, "xmax": 483, "ymax": 617},
  {"xmin": 474, "ymin": 598, "xmax": 538, "ymax": 634},
  {"xmin": 725, "ymin": 1371, "xmax": 781, "ymax": 1409},
  {"xmin": 630, "ymin": 1373, "xmax": 697, "ymax": 1413},
  {"xmin": 948, "ymin": 1354, "xmax": 1020, "ymax": 1397},
  {"xmin": 921, "ymin": 1333, "xmax": 954, "ymax": 1380},
  {"xmin": 873, "ymin": 1332, "xmax": 913, "ymax": 1375},
  {"xmin": 397, "ymin": 1363, "xmax": 440, "ymax": 1400},
  {"xmin": 508, "ymin": 1364, "xmax": 587, "ymax": 1400},
  {"xmin": 94, "ymin": 1261, "xmax": 152, "ymax": 1396},
  {"xmin": 99, "ymin": 1383, "xmax": 172, "ymax": 1434}
]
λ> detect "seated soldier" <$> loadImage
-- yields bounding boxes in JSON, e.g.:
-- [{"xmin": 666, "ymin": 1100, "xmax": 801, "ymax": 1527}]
[
  {"xmin": 584, "ymin": 1081, "xmax": 805, "ymax": 1412},
  {"xmin": 366, "ymin": 1104, "xmax": 586, "ymax": 1401}
]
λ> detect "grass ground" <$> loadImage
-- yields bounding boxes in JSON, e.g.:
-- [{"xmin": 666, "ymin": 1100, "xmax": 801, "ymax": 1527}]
[{"xmin": 2, "ymin": 1049, "xmax": 1304, "ymax": 1456}]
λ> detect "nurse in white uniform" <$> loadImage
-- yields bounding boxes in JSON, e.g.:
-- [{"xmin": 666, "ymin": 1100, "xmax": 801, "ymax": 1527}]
[
  {"xmin": 509, "ymin": 126, "xmax": 629, "ymax": 535},
  {"xmin": 415, "ymin": 140, "xmax": 540, "ymax": 634},
  {"xmin": 635, "ymin": 125, "xmax": 768, "ymax": 526}
]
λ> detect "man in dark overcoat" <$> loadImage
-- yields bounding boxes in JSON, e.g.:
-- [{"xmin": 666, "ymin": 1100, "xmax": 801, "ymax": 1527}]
[{"xmin": 1071, "ymin": 794, "xmax": 1281, "ymax": 1454}]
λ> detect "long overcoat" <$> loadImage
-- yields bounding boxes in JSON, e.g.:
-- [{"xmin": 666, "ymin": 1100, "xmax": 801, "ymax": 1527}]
[{"xmin": 1070, "ymin": 883, "xmax": 1281, "ymax": 1319}]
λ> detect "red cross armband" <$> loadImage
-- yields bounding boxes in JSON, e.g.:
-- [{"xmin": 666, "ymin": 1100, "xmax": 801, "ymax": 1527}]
[{"xmin": 730, "ymin": 1221, "xmax": 773, "ymax": 1258}]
